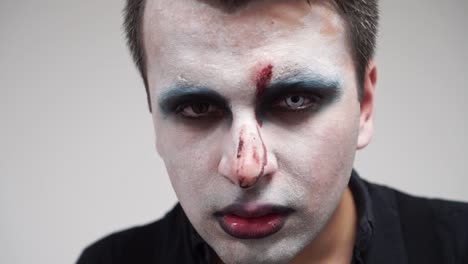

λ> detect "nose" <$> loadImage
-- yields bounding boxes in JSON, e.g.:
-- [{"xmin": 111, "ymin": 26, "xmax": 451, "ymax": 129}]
[{"xmin": 218, "ymin": 112, "xmax": 277, "ymax": 188}]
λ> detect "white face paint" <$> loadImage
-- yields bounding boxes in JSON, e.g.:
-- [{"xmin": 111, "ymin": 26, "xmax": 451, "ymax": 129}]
[{"xmin": 144, "ymin": 0, "xmax": 363, "ymax": 263}]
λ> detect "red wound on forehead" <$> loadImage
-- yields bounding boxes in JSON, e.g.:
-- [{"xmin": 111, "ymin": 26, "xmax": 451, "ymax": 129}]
[{"xmin": 256, "ymin": 64, "xmax": 273, "ymax": 96}]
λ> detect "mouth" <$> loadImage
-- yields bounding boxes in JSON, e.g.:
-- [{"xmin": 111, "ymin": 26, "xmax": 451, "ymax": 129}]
[{"xmin": 214, "ymin": 204, "xmax": 294, "ymax": 239}]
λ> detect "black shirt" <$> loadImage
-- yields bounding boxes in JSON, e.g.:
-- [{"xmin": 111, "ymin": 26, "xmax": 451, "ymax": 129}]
[{"xmin": 77, "ymin": 171, "xmax": 468, "ymax": 263}]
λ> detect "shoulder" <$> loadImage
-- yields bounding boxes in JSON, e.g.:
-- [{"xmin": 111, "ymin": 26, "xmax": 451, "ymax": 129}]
[
  {"xmin": 76, "ymin": 204, "xmax": 185, "ymax": 264},
  {"xmin": 362, "ymin": 178, "xmax": 468, "ymax": 224},
  {"xmin": 378, "ymin": 182, "xmax": 468, "ymax": 238},
  {"xmin": 364, "ymin": 179, "xmax": 468, "ymax": 262}
]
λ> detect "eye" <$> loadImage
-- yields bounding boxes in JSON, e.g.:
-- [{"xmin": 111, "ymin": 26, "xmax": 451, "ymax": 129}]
[
  {"xmin": 275, "ymin": 94, "xmax": 320, "ymax": 111},
  {"xmin": 176, "ymin": 102, "xmax": 223, "ymax": 118}
]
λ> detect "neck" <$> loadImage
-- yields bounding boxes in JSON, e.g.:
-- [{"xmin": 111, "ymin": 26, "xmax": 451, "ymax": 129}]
[{"xmin": 290, "ymin": 187, "xmax": 358, "ymax": 264}]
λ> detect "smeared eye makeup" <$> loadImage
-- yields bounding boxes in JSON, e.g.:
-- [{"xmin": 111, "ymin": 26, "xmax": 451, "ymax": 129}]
[
  {"xmin": 158, "ymin": 85, "xmax": 229, "ymax": 118},
  {"xmin": 157, "ymin": 71, "xmax": 342, "ymax": 121},
  {"xmin": 257, "ymin": 73, "xmax": 343, "ymax": 115}
]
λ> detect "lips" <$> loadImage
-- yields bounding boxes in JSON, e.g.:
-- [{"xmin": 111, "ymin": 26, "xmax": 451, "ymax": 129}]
[{"xmin": 214, "ymin": 204, "xmax": 293, "ymax": 239}]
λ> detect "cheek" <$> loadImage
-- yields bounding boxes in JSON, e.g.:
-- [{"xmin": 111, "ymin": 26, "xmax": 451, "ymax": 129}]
[
  {"xmin": 277, "ymin": 106, "xmax": 359, "ymax": 164},
  {"xmin": 155, "ymin": 118, "xmax": 224, "ymax": 198},
  {"xmin": 272, "ymin": 103, "xmax": 361, "ymax": 204}
]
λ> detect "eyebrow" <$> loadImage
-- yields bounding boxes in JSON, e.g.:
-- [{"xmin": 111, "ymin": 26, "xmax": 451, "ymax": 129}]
[
  {"xmin": 259, "ymin": 72, "xmax": 343, "ymax": 105},
  {"xmin": 157, "ymin": 85, "xmax": 228, "ymax": 115}
]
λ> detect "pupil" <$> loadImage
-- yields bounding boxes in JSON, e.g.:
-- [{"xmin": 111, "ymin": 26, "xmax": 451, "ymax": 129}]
[
  {"xmin": 291, "ymin": 96, "xmax": 300, "ymax": 103},
  {"xmin": 192, "ymin": 103, "xmax": 209, "ymax": 114}
]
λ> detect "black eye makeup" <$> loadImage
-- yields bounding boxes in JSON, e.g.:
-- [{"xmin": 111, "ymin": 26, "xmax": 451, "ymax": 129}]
[
  {"xmin": 157, "ymin": 74, "xmax": 342, "ymax": 122},
  {"xmin": 175, "ymin": 101, "xmax": 224, "ymax": 118},
  {"xmin": 158, "ymin": 86, "xmax": 229, "ymax": 119},
  {"xmin": 257, "ymin": 75, "xmax": 343, "ymax": 115}
]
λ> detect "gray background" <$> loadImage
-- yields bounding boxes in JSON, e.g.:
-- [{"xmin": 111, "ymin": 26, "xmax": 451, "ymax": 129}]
[{"xmin": 1, "ymin": 0, "xmax": 467, "ymax": 263}]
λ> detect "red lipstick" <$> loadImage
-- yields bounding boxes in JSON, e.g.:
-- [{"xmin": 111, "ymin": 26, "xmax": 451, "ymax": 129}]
[{"xmin": 215, "ymin": 204, "xmax": 293, "ymax": 239}]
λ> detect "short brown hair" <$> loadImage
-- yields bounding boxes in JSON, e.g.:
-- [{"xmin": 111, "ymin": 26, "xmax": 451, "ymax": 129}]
[{"xmin": 123, "ymin": 0, "xmax": 379, "ymax": 111}]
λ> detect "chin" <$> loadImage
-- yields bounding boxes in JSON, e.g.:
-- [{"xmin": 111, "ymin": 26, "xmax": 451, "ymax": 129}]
[
  {"xmin": 214, "ymin": 238, "xmax": 307, "ymax": 264},
  {"xmin": 205, "ymin": 223, "xmax": 319, "ymax": 264}
]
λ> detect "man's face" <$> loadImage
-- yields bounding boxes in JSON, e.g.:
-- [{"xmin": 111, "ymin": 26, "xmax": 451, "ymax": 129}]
[{"xmin": 144, "ymin": 0, "xmax": 370, "ymax": 263}]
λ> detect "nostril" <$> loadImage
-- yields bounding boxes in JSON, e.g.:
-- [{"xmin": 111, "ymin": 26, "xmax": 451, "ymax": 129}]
[{"xmin": 239, "ymin": 176, "xmax": 260, "ymax": 189}]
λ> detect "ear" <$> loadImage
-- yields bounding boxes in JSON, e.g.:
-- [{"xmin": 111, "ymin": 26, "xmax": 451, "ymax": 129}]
[{"xmin": 357, "ymin": 60, "xmax": 377, "ymax": 150}]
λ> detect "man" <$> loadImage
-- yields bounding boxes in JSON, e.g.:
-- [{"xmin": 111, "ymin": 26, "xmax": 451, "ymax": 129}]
[{"xmin": 77, "ymin": 0, "xmax": 468, "ymax": 263}]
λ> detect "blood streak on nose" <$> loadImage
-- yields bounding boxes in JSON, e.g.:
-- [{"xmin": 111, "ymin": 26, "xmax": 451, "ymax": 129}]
[
  {"xmin": 234, "ymin": 125, "xmax": 268, "ymax": 188},
  {"xmin": 236, "ymin": 128, "xmax": 246, "ymax": 179},
  {"xmin": 236, "ymin": 132, "xmax": 245, "ymax": 159}
]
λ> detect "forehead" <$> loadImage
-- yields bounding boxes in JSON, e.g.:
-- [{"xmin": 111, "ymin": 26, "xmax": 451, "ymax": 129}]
[{"xmin": 142, "ymin": 0, "xmax": 353, "ymax": 94}]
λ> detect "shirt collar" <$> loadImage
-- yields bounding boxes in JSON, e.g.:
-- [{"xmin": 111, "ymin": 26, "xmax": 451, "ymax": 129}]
[
  {"xmin": 349, "ymin": 169, "xmax": 375, "ymax": 261},
  {"xmin": 187, "ymin": 217, "xmax": 215, "ymax": 264}
]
